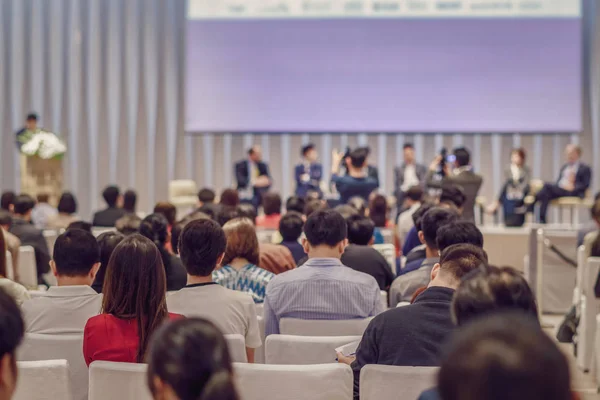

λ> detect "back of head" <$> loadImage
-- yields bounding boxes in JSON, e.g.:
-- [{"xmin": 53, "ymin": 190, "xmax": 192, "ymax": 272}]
[
  {"xmin": 346, "ymin": 214, "xmax": 375, "ymax": 246},
  {"xmin": 0, "ymin": 191, "xmax": 15, "ymax": 211},
  {"xmin": 438, "ymin": 313, "xmax": 570, "ymax": 400},
  {"xmin": 147, "ymin": 318, "xmax": 239, "ymax": 400},
  {"xmin": 67, "ymin": 221, "xmax": 92, "ymax": 233},
  {"xmin": 102, "ymin": 234, "xmax": 168, "ymax": 362},
  {"xmin": 153, "ymin": 202, "xmax": 177, "ymax": 226},
  {"xmin": 334, "ymin": 204, "xmax": 359, "ymax": 220},
  {"xmin": 53, "ymin": 229, "xmax": 100, "ymax": 276},
  {"xmin": 420, "ymin": 208, "xmax": 459, "ymax": 250},
  {"xmin": 303, "ymin": 199, "xmax": 327, "ymax": 218},
  {"xmin": 304, "ymin": 210, "xmax": 347, "ymax": 248},
  {"xmin": 36, "ymin": 193, "xmax": 50, "ymax": 204},
  {"xmin": 123, "ymin": 190, "xmax": 137, "ymax": 213},
  {"xmin": 13, "ymin": 194, "xmax": 35, "ymax": 216},
  {"xmin": 57, "ymin": 192, "xmax": 78, "ymax": 214},
  {"xmin": 285, "ymin": 196, "xmax": 306, "ymax": 214},
  {"xmin": 440, "ymin": 184, "xmax": 466, "ymax": 210},
  {"xmin": 179, "ymin": 219, "xmax": 227, "ymax": 277},
  {"xmin": 237, "ymin": 203, "xmax": 257, "ymax": 224},
  {"xmin": 198, "ymin": 188, "xmax": 216, "ymax": 204},
  {"xmin": 347, "ymin": 196, "xmax": 367, "ymax": 216},
  {"xmin": 0, "ymin": 211, "xmax": 12, "ymax": 228},
  {"xmin": 279, "ymin": 212, "xmax": 304, "ymax": 242},
  {"xmin": 369, "ymin": 194, "xmax": 388, "ymax": 227},
  {"xmin": 436, "ymin": 221, "xmax": 484, "ymax": 252},
  {"xmin": 217, "ymin": 206, "xmax": 241, "ymax": 227},
  {"xmin": 102, "ymin": 186, "xmax": 120, "ymax": 208},
  {"xmin": 222, "ymin": 218, "xmax": 259, "ymax": 266},
  {"xmin": 453, "ymin": 147, "xmax": 471, "ymax": 167},
  {"xmin": 139, "ymin": 213, "xmax": 169, "ymax": 247},
  {"xmin": 412, "ymin": 202, "xmax": 435, "ymax": 230},
  {"xmin": 0, "ymin": 287, "xmax": 25, "ymax": 391},
  {"xmin": 405, "ymin": 186, "xmax": 423, "ymax": 202},
  {"xmin": 262, "ymin": 192, "xmax": 282, "ymax": 216},
  {"xmin": 220, "ymin": 189, "xmax": 240, "ymax": 207},
  {"xmin": 95, "ymin": 232, "xmax": 125, "ymax": 292},
  {"xmin": 349, "ymin": 148, "xmax": 368, "ymax": 169},
  {"xmin": 437, "ymin": 244, "xmax": 488, "ymax": 284},
  {"xmin": 116, "ymin": 214, "xmax": 142, "ymax": 235}
]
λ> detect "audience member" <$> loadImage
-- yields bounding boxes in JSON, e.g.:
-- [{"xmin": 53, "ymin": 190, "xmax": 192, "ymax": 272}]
[
  {"xmin": 166, "ymin": 219, "xmax": 261, "ymax": 362},
  {"xmin": 402, "ymin": 203, "xmax": 434, "ymax": 257},
  {"xmin": 264, "ymin": 210, "xmax": 384, "ymax": 335},
  {"xmin": 348, "ymin": 196, "xmax": 367, "ymax": 216},
  {"xmin": 92, "ymin": 186, "xmax": 126, "ymax": 227},
  {"xmin": 22, "ymin": 229, "xmax": 101, "ymax": 333},
  {"xmin": 237, "ymin": 203, "xmax": 258, "ymax": 224},
  {"xmin": 147, "ymin": 318, "xmax": 240, "ymax": 400},
  {"xmin": 258, "ymin": 240, "xmax": 296, "ymax": 275},
  {"xmin": 334, "ymin": 204, "xmax": 359, "ymax": 220},
  {"xmin": 256, "ymin": 192, "xmax": 282, "ymax": 229},
  {"xmin": 0, "ymin": 287, "xmax": 25, "ymax": 400},
  {"xmin": 197, "ymin": 188, "xmax": 219, "ymax": 218},
  {"xmin": 369, "ymin": 194, "xmax": 391, "ymax": 228},
  {"xmin": 66, "ymin": 221, "xmax": 92, "ymax": 233},
  {"xmin": 9, "ymin": 194, "xmax": 50, "ymax": 282},
  {"xmin": 170, "ymin": 212, "xmax": 211, "ymax": 255},
  {"xmin": 439, "ymin": 184, "xmax": 466, "ymax": 215},
  {"xmin": 153, "ymin": 202, "xmax": 177, "ymax": 228},
  {"xmin": 331, "ymin": 148, "xmax": 379, "ymax": 203},
  {"xmin": 0, "ymin": 211, "xmax": 20, "ymax": 281},
  {"xmin": 115, "ymin": 213, "xmax": 142, "ymax": 235},
  {"xmin": 340, "ymin": 244, "xmax": 488, "ymax": 399},
  {"xmin": 83, "ymin": 234, "xmax": 181, "ymax": 365},
  {"xmin": 123, "ymin": 190, "xmax": 137, "ymax": 214},
  {"xmin": 285, "ymin": 196, "xmax": 306, "ymax": 214},
  {"xmin": 0, "ymin": 191, "xmax": 15, "ymax": 212},
  {"xmin": 213, "ymin": 218, "xmax": 275, "ymax": 303},
  {"xmin": 303, "ymin": 198, "xmax": 327, "ymax": 218},
  {"xmin": 31, "ymin": 193, "xmax": 57, "ymax": 229},
  {"xmin": 278, "ymin": 212, "xmax": 305, "ymax": 264},
  {"xmin": 0, "ymin": 230, "xmax": 29, "ymax": 305},
  {"xmin": 220, "ymin": 188, "xmax": 241, "ymax": 208},
  {"xmin": 436, "ymin": 221, "xmax": 484, "ymax": 253},
  {"xmin": 217, "ymin": 206, "xmax": 241, "ymax": 227},
  {"xmin": 91, "ymin": 232, "xmax": 125, "ymax": 294},
  {"xmin": 396, "ymin": 186, "xmax": 423, "ymax": 245},
  {"xmin": 47, "ymin": 192, "xmax": 79, "ymax": 229},
  {"xmin": 139, "ymin": 214, "xmax": 187, "ymax": 291},
  {"xmin": 390, "ymin": 208, "xmax": 459, "ymax": 305}
]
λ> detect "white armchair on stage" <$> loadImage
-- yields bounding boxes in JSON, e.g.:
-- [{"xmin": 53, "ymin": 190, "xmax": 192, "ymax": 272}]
[{"xmin": 168, "ymin": 180, "xmax": 198, "ymax": 214}]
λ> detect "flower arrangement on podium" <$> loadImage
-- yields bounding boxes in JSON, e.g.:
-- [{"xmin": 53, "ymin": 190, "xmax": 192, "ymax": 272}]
[{"xmin": 19, "ymin": 130, "xmax": 67, "ymax": 160}]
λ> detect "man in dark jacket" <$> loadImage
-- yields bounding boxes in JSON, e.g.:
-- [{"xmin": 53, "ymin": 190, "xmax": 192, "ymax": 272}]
[
  {"xmin": 92, "ymin": 186, "xmax": 126, "ymax": 227},
  {"xmin": 235, "ymin": 146, "xmax": 271, "ymax": 209}
]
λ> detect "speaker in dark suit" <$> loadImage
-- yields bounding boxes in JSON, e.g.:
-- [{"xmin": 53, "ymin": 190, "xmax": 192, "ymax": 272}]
[
  {"xmin": 294, "ymin": 144, "xmax": 323, "ymax": 198},
  {"xmin": 235, "ymin": 146, "xmax": 271, "ymax": 208}
]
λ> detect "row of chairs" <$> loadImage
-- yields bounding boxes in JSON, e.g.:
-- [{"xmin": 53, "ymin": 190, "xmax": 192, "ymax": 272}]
[{"xmin": 14, "ymin": 359, "xmax": 438, "ymax": 400}]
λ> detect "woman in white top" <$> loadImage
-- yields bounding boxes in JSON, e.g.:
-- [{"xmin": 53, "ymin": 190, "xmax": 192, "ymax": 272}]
[
  {"xmin": 0, "ymin": 229, "xmax": 30, "ymax": 305},
  {"xmin": 46, "ymin": 192, "xmax": 80, "ymax": 230}
]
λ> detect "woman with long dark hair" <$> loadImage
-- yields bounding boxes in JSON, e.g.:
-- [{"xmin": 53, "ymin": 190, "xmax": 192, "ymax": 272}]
[
  {"xmin": 91, "ymin": 231, "xmax": 125, "ymax": 293},
  {"xmin": 147, "ymin": 318, "xmax": 239, "ymax": 400},
  {"xmin": 83, "ymin": 234, "xmax": 181, "ymax": 365},
  {"xmin": 139, "ymin": 213, "xmax": 187, "ymax": 291}
]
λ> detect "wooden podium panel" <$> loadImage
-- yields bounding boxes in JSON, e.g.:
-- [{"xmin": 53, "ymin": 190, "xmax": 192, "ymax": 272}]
[{"xmin": 20, "ymin": 155, "xmax": 63, "ymax": 205}]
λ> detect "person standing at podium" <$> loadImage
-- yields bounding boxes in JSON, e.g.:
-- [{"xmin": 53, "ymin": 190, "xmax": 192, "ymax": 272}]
[
  {"xmin": 15, "ymin": 113, "xmax": 40, "ymax": 149},
  {"xmin": 235, "ymin": 146, "xmax": 271, "ymax": 209},
  {"xmin": 294, "ymin": 143, "xmax": 323, "ymax": 198}
]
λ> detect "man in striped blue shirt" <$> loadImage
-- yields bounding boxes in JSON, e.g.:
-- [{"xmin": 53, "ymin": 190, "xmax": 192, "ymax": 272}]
[{"xmin": 264, "ymin": 209, "xmax": 384, "ymax": 336}]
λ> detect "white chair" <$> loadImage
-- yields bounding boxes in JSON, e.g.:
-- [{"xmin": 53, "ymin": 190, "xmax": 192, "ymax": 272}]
[
  {"xmin": 265, "ymin": 335, "xmax": 361, "ymax": 365},
  {"xmin": 88, "ymin": 361, "xmax": 151, "ymax": 400},
  {"xmin": 360, "ymin": 365, "xmax": 438, "ymax": 400},
  {"xmin": 595, "ymin": 314, "xmax": 600, "ymax": 387},
  {"xmin": 234, "ymin": 362, "xmax": 352, "ymax": 400},
  {"xmin": 225, "ymin": 334, "xmax": 248, "ymax": 363},
  {"xmin": 255, "ymin": 315, "xmax": 266, "ymax": 364},
  {"xmin": 43, "ymin": 230, "xmax": 59, "ymax": 256},
  {"xmin": 373, "ymin": 243, "xmax": 396, "ymax": 275},
  {"xmin": 5, "ymin": 251, "xmax": 14, "ymax": 280},
  {"xmin": 380, "ymin": 291, "xmax": 388, "ymax": 309},
  {"xmin": 14, "ymin": 360, "xmax": 72, "ymax": 400},
  {"xmin": 256, "ymin": 229, "xmax": 275, "ymax": 244},
  {"xmin": 18, "ymin": 333, "xmax": 87, "ymax": 400},
  {"xmin": 379, "ymin": 229, "xmax": 394, "ymax": 245},
  {"xmin": 18, "ymin": 246, "xmax": 37, "ymax": 289},
  {"xmin": 573, "ymin": 246, "xmax": 586, "ymax": 305},
  {"xmin": 168, "ymin": 180, "xmax": 198, "ymax": 215},
  {"xmin": 280, "ymin": 318, "xmax": 373, "ymax": 336},
  {"xmin": 255, "ymin": 303, "xmax": 264, "ymax": 317},
  {"xmin": 576, "ymin": 257, "xmax": 600, "ymax": 372}
]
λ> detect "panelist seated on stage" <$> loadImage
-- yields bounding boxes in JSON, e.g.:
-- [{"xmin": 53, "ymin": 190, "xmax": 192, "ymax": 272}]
[
  {"xmin": 331, "ymin": 148, "xmax": 379, "ymax": 204},
  {"xmin": 533, "ymin": 144, "xmax": 592, "ymax": 224},
  {"xmin": 295, "ymin": 143, "xmax": 323, "ymax": 198},
  {"xmin": 92, "ymin": 186, "xmax": 127, "ymax": 227},
  {"xmin": 235, "ymin": 145, "xmax": 271, "ymax": 208}
]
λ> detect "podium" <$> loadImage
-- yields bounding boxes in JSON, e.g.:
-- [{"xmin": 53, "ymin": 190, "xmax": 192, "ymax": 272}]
[{"xmin": 20, "ymin": 155, "xmax": 63, "ymax": 204}]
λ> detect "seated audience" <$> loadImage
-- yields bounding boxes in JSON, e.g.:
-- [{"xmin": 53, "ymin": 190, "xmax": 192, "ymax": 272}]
[
  {"xmin": 83, "ymin": 234, "xmax": 181, "ymax": 365},
  {"xmin": 31, "ymin": 193, "xmax": 57, "ymax": 229},
  {"xmin": 0, "ymin": 191, "xmax": 15, "ymax": 211},
  {"xmin": 278, "ymin": 212, "xmax": 305, "ymax": 265},
  {"xmin": 0, "ymin": 211, "xmax": 20, "ymax": 281},
  {"xmin": 334, "ymin": 204, "xmax": 359, "ymax": 220},
  {"xmin": 341, "ymin": 214, "xmax": 394, "ymax": 290},
  {"xmin": 402, "ymin": 203, "xmax": 434, "ymax": 259},
  {"xmin": 0, "ymin": 230, "xmax": 29, "ymax": 305},
  {"xmin": 238, "ymin": 203, "xmax": 258, "ymax": 224},
  {"xmin": 259, "ymin": 242, "xmax": 296, "ymax": 275},
  {"xmin": 115, "ymin": 213, "xmax": 142, "ymax": 235},
  {"xmin": 91, "ymin": 232, "xmax": 125, "ymax": 294},
  {"xmin": 166, "ymin": 219, "xmax": 261, "ymax": 362},
  {"xmin": 67, "ymin": 221, "xmax": 92, "ymax": 233},
  {"xmin": 256, "ymin": 192, "xmax": 282, "ymax": 229},
  {"xmin": 390, "ymin": 208, "xmax": 459, "ymax": 305},
  {"xmin": 396, "ymin": 186, "xmax": 423, "ymax": 245},
  {"xmin": 213, "ymin": 218, "xmax": 275, "ymax": 303},
  {"xmin": 436, "ymin": 221, "xmax": 484, "ymax": 252},
  {"xmin": 147, "ymin": 318, "xmax": 240, "ymax": 400},
  {"xmin": 197, "ymin": 188, "xmax": 219, "ymax": 219},
  {"xmin": 9, "ymin": 194, "xmax": 50, "ymax": 282},
  {"xmin": 217, "ymin": 206, "xmax": 242, "ymax": 227},
  {"xmin": 220, "ymin": 188, "xmax": 240, "ymax": 208},
  {"xmin": 170, "ymin": 211, "xmax": 211, "ymax": 255},
  {"xmin": 285, "ymin": 195, "xmax": 306, "ymax": 214},
  {"xmin": 22, "ymin": 229, "xmax": 102, "ymax": 334},
  {"xmin": 439, "ymin": 183, "xmax": 466, "ymax": 216},
  {"xmin": 303, "ymin": 198, "xmax": 327, "ymax": 218},
  {"xmin": 92, "ymin": 186, "xmax": 126, "ymax": 227},
  {"xmin": 122, "ymin": 189, "xmax": 138, "ymax": 215},
  {"xmin": 369, "ymin": 194, "xmax": 393, "ymax": 245},
  {"xmin": 340, "ymin": 244, "xmax": 488, "ymax": 399},
  {"xmin": 154, "ymin": 202, "xmax": 177, "ymax": 229},
  {"xmin": 264, "ymin": 210, "xmax": 384, "ymax": 335},
  {"xmin": 47, "ymin": 192, "xmax": 80, "ymax": 230},
  {"xmin": 348, "ymin": 196, "xmax": 367, "ymax": 216},
  {"xmin": 331, "ymin": 148, "xmax": 379, "ymax": 203},
  {"xmin": 139, "ymin": 214, "xmax": 187, "ymax": 291},
  {"xmin": 0, "ymin": 287, "xmax": 25, "ymax": 400}
]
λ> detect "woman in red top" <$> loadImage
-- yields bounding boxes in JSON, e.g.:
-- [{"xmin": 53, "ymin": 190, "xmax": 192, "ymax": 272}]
[{"xmin": 83, "ymin": 234, "xmax": 181, "ymax": 366}]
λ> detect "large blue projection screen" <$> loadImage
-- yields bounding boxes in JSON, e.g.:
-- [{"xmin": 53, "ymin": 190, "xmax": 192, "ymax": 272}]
[{"xmin": 185, "ymin": 2, "xmax": 582, "ymax": 133}]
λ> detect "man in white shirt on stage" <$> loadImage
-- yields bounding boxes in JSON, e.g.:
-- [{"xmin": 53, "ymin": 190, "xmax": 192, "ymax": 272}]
[{"xmin": 394, "ymin": 143, "xmax": 427, "ymax": 212}]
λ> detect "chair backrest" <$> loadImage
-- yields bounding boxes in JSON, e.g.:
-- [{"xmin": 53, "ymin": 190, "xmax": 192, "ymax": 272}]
[
  {"xmin": 255, "ymin": 303, "xmax": 264, "ymax": 318},
  {"xmin": 279, "ymin": 318, "xmax": 373, "ymax": 336},
  {"xmin": 14, "ymin": 360, "xmax": 72, "ymax": 400},
  {"xmin": 43, "ymin": 230, "xmax": 59, "ymax": 256},
  {"xmin": 379, "ymin": 229, "xmax": 394, "ymax": 245},
  {"xmin": 576, "ymin": 257, "xmax": 600, "ymax": 372},
  {"xmin": 18, "ymin": 333, "xmax": 87, "ymax": 400},
  {"xmin": 224, "ymin": 334, "xmax": 247, "ymax": 363},
  {"xmin": 255, "ymin": 315, "xmax": 266, "ymax": 364},
  {"xmin": 234, "ymin": 362, "xmax": 352, "ymax": 400},
  {"xmin": 5, "ymin": 251, "xmax": 14, "ymax": 280},
  {"xmin": 360, "ymin": 365, "xmax": 438, "ymax": 400},
  {"xmin": 372, "ymin": 243, "xmax": 396, "ymax": 275},
  {"xmin": 380, "ymin": 291, "xmax": 388, "ymax": 309},
  {"xmin": 265, "ymin": 335, "xmax": 361, "ymax": 365},
  {"xmin": 168, "ymin": 179, "xmax": 198, "ymax": 198},
  {"xmin": 19, "ymin": 246, "xmax": 37, "ymax": 289},
  {"xmin": 88, "ymin": 361, "xmax": 151, "ymax": 400},
  {"xmin": 575, "ymin": 245, "xmax": 586, "ymax": 304}
]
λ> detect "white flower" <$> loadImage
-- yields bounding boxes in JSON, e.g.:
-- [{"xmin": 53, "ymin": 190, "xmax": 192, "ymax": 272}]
[{"xmin": 21, "ymin": 131, "xmax": 67, "ymax": 159}]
